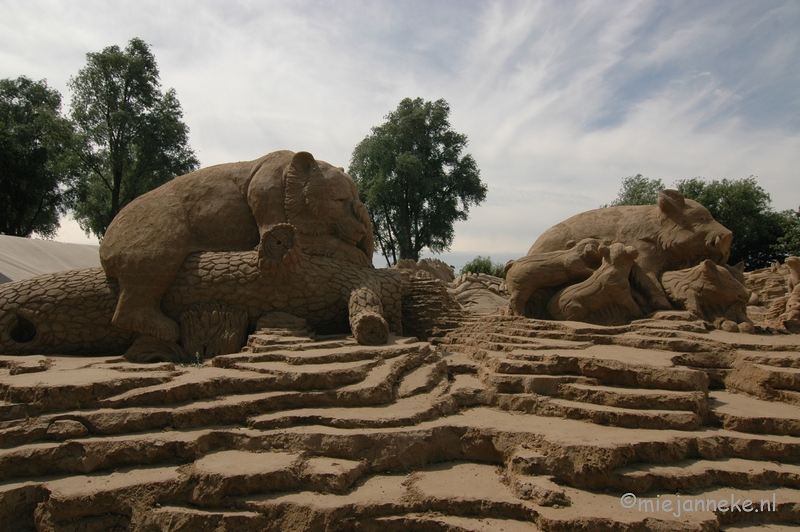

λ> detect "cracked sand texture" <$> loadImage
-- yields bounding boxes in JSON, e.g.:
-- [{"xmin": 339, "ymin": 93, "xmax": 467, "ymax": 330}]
[{"xmin": 1, "ymin": 314, "xmax": 800, "ymax": 531}]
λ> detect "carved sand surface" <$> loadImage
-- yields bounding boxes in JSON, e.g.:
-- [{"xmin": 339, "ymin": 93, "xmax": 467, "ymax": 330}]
[{"xmin": 2, "ymin": 313, "xmax": 800, "ymax": 531}]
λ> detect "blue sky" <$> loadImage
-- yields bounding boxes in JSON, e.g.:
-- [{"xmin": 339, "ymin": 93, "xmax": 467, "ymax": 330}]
[{"xmin": 2, "ymin": 0, "xmax": 798, "ymax": 269}]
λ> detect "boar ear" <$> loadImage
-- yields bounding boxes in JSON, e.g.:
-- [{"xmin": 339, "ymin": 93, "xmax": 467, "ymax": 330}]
[
  {"xmin": 658, "ymin": 189, "xmax": 686, "ymax": 216},
  {"xmin": 730, "ymin": 261, "xmax": 744, "ymax": 274},
  {"xmin": 565, "ymin": 240, "xmax": 576, "ymax": 250}
]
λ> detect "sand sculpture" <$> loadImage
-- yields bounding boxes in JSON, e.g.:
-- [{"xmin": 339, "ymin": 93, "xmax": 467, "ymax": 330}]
[
  {"xmin": 100, "ymin": 151, "xmax": 374, "ymax": 344},
  {"xmin": 783, "ymin": 256, "xmax": 800, "ymax": 325},
  {"xmin": 0, "ymin": 224, "xmax": 401, "ymax": 360},
  {"xmin": 662, "ymin": 259, "xmax": 754, "ymax": 333},
  {"xmin": 507, "ymin": 189, "xmax": 755, "ymax": 329},
  {"xmin": 529, "ymin": 190, "xmax": 733, "ymax": 312},
  {"xmin": 788, "ymin": 256, "xmax": 800, "ymax": 293},
  {"xmin": 401, "ymin": 258, "xmax": 456, "ymax": 283},
  {"xmin": 504, "ymin": 238, "xmax": 604, "ymax": 317},
  {"xmin": 743, "ymin": 256, "xmax": 799, "ymax": 330},
  {"xmin": 3, "ymin": 174, "xmax": 800, "ymax": 530},
  {"xmin": 547, "ymin": 243, "xmax": 641, "ymax": 325}
]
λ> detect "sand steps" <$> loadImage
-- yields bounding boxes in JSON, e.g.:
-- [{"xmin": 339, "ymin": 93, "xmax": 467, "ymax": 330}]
[
  {"xmin": 3, "ymin": 416, "xmax": 800, "ymax": 529},
  {"xmin": 711, "ymin": 391, "xmax": 800, "ymax": 436},
  {"xmin": 608, "ymin": 457, "xmax": 800, "ymax": 493},
  {"xmin": 1, "ymin": 311, "xmax": 800, "ymax": 531},
  {"xmin": 496, "ymin": 394, "xmax": 703, "ymax": 430},
  {"xmin": 0, "ymin": 352, "xmax": 433, "ymax": 448},
  {"xmin": 249, "ymin": 383, "xmax": 455, "ymax": 430},
  {"xmin": 557, "ymin": 383, "xmax": 706, "ymax": 412}
]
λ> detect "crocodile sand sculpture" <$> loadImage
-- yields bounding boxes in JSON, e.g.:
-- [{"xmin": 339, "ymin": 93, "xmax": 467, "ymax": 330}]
[{"xmin": 0, "ymin": 224, "xmax": 401, "ymax": 360}]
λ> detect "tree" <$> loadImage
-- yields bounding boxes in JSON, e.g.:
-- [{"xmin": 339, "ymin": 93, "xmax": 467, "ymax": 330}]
[
  {"xmin": 608, "ymin": 174, "xmax": 664, "ymax": 206},
  {"xmin": 461, "ymin": 255, "xmax": 506, "ymax": 278},
  {"xmin": 349, "ymin": 98, "xmax": 487, "ymax": 266},
  {"xmin": 773, "ymin": 207, "xmax": 800, "ymax": 260},
  {"xmin": 68, "ymin": 37, "xmax": 198, "ymax": 239},
  {"xmin": 0, "ymin": 76, "xmax": 78, "ymax": 238},
  {"xmin": 675, "ymin": 177, "xmax": 786, "ymax": 269}
]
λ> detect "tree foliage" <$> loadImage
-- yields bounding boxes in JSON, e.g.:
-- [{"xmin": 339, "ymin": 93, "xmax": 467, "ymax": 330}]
[
  {"xmin": 774, "ymin": 207, "xmax": 800, "ymax": 259},
  {"xmin": 349, "ymin": 98, "xmax": 487, "ymax": 265},
  {"xmin": 674, "ymin": 177, "xmax": 786, "ymax": 269},
  {"xmin": 0, "ymin": 76, "xmax": 77, "ymax": 238},
  {"xmin": 461, "ymin": 255, "xmax": 505, "ymax": 278},
  {"xmin": 608, "ymin": 174, "xmax": 664, "ymax": 206},
  {"xmin": 68, "ymin": 37, "xmax": 198, "ymax": 239}
]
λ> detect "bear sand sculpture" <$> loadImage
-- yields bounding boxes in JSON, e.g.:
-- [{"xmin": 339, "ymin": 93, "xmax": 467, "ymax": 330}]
[{"xmin": 100, "ymin": 151, "xmax": 374, "ymax": 344}]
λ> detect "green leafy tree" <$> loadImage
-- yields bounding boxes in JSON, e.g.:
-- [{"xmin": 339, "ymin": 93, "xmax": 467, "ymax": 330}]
[
  {"xmin": 0, "ymin": 76, "xmax": 78, "ymax": 238},
  {"xmin": 774, "ymin": 207, "xmax": 800, "ymax": 260},
  {"xmin": 461, "ymin": 255, "xmax": 506, "ymax": 278},
  {"xmin": 608, "ymin": 174, "xmax": 664, "ymax": 206},
  {"xmin": 675, "ymin": 177, "xmax": 786, "ymax": 269},
  {"xmin": 349, "ymin": 98, "xmax": 487, "ymax": 266},
  {"xmin": 68, "ymin": 37, "xmax": 198, "ymax": 239}
]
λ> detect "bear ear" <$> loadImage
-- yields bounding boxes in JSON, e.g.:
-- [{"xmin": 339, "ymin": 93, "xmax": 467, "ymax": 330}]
[
  {"xmin": 625, "ymin": 246, "xmax": 639, "ymax": 260},
  {"xmin": 658, "ymin": 189, "xmax": 686, "ymax": 216},
  {"xmin": 290, "ymin": 151, "xmax": 318, "ymax": 177}
]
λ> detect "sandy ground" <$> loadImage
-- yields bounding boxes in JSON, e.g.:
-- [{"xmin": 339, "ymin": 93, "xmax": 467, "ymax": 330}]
[{"xmin": 0, "ymin": 312, "xmax": 799, "ymax": 531}]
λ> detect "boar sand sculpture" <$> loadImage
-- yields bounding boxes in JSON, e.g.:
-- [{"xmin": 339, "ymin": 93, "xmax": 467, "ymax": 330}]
[
  {"xmin": 0, "ymin": 152, "xmax": 402, "ymax": 361},
  {"xmin": 529, "ymin": 190, "xmax": 733, "ymax": 313},
  {"xmin": 508, "ymin": 189, "xmax": 757, "ymax": 330}
]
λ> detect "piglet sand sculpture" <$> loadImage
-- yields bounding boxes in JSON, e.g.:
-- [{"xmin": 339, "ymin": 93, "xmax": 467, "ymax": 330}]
[
  {"xmin": 547, "ymin": 243, "xmax": 641, "ymax": 325},
  {"xmin": 662, "ymin": 260, "xmax": 754, "ymax": 333},
  {"xmin": 504, "ymin": 238, "xmax": 603, "ymax": 317}
]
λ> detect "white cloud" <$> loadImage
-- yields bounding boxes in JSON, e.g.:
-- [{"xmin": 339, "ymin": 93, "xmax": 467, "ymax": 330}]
[{"xmin": 2, "ymin": 0, "xmax": 798, "ymax": 260}]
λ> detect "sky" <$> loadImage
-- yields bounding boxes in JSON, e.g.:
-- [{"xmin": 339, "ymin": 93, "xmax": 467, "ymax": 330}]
[{"xmin": 2, "ymin": 0, "xmax": 799, "ymax": 270}]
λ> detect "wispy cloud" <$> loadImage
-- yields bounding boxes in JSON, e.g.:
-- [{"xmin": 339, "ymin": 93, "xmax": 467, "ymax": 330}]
[{"xmin": 2, "ymin": 0, "xmax": 798, "ymax": 263}]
